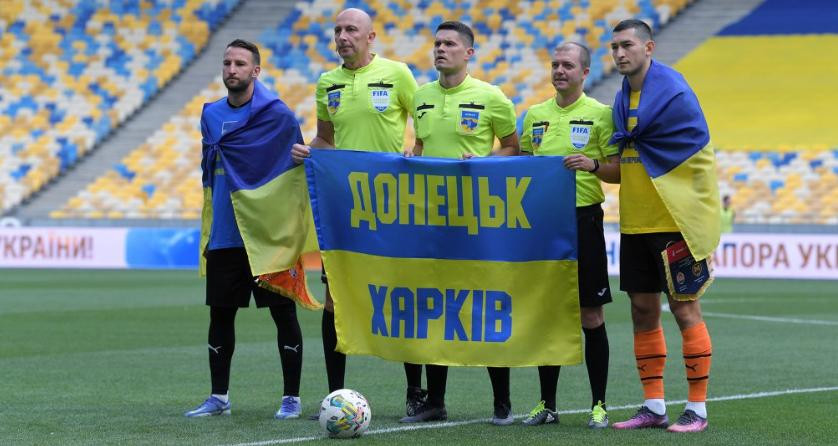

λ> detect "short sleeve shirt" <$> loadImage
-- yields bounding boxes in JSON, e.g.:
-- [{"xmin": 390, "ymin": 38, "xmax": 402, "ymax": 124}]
[
  {"xmin": 520, "ymin": 94, "xmax": 618, "ymax": 207},
  {"xmin": 315, "ymin": 55, "xmax": 417, "ymax": 152},
  {"xmin": 412, "ymin": 75, "xmax": 517, "ymax": 159},
  {"xmin": 619, "ymin": 90, "xmax": 679, "ymax": 233}
]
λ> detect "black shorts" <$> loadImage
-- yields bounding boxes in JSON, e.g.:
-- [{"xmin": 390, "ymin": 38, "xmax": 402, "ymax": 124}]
[
  {"xmin": 205, "ymin": 247, "xmax": 294, "ymax": 308},
  {"xmin": 619, "ymin": 232, "xmax": 684, "ymax": 294},
  {"xmin": 577, "ymin": 204, "xmax": 612, "ymax": 307}
]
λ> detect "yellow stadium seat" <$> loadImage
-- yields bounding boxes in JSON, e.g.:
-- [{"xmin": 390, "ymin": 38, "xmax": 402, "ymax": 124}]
[{"xmin": 28, "ymin": 0, "xmax": 825, "ymax": 226}]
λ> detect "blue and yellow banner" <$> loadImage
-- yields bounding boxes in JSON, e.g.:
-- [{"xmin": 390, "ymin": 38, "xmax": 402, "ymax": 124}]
[{"xmin": 306, "ymin": 150, "xmax": 581, "ymax": 367}]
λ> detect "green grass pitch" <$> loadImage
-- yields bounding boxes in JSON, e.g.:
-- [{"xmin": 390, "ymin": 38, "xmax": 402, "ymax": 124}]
[{"xmin": 1, "ymin": 269, "xmax": 836, "ymax": 445}]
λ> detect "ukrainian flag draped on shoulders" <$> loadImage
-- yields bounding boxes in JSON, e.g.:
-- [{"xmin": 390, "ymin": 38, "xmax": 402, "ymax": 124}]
[
  {"xmin": 610, "ymin": 60, "xmax": 721, "ymax": 260},
  {"xmin": 199, "ymin": 79, "xmax": 319, "ymax": 309}
]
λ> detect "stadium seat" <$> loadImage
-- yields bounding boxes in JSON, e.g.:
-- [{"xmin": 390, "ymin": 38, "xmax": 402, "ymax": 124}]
[
  {"xmin": 1, "ymin": 0, "xmax": 240, "ymax": 213},
  {"xmin": 49, "ymin": 0, "xmax": 706, "ymax": 220}
]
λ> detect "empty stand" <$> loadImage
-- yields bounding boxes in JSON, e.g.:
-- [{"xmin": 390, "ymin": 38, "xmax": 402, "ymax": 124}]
[
  {"xmin": 51, "ymin": 0, "xmax": 688, "ymax": 220},
  {"xmin": 0, "ymin": 0, "xmax": 239, "ymax": 213}
]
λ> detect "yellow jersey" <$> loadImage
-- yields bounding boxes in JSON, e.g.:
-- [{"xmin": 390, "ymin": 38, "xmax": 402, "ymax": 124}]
[{"xmin": 619, "ymin": 90, "xmax": 679, "ymax": 233}]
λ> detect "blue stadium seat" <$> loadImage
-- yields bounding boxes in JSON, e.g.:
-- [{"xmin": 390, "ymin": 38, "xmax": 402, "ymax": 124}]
[
  {"xmin": 1, "ymin": 0, "xmax": 240, "ymax": 213},
  {"xmin": 50, "ymin": 0, "xmax": 705, "ymax": 220}
]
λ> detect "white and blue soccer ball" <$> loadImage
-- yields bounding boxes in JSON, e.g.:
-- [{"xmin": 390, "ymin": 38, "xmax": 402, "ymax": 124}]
[{"xmin": 318, "ymin": 389, "xmax": 372, "ymax": 438}]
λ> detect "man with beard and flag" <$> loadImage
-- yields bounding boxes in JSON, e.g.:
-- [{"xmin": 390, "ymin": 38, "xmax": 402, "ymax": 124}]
[{"xmin": 185, "ymin": 39, "xmax": 315, "ymax": 420}]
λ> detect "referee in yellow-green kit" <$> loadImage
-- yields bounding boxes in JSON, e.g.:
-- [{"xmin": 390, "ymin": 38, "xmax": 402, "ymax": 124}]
[
  {"xmin": 518, "ymin": 42, "xmax": 619, "ymax": 429},
  {"xmin": 290, "ymin": 8, "xmax": 423, "ymax": 419},
  {"xmin": 400, "ymin": 20, "xmax": 519, "ymax": 426}
]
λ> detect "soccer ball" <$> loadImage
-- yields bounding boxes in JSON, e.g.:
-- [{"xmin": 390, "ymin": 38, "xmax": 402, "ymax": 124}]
[{"xmin": 318, "ymin": 389, "xmax": 372, "ymax": 438}]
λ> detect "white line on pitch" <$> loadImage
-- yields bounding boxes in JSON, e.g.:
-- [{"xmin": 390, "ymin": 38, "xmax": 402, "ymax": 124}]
[
  {"xmin": 700, "ymin": 297, "xmax": 831, "ymax": 305},
  {"xmin": 219, "ymin": 386, "xmax": 838, "ymax": 446},
  {"xmin": 701, "ymin": 311, "xmax": 838, "ymax": 325},
  {"xmin": 660, "ymin": 304, "xmax": 837, "ymax": 326}
]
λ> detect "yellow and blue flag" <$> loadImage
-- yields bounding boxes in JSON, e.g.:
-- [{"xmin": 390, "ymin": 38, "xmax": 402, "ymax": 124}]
[
  {"xmin": 674, "ymin": 0, "xmax": 838, "ymax": 151},
  {"xmin": 199, "ymin": 79, "xmax": 319, "ymax": 309},
  {"xmin": 305, "ymin": 150, "xmax": 581, "ymax": 367},
  {"xmin": 611, "ymin": 60, "xmax": 720, "ymax": 260}
]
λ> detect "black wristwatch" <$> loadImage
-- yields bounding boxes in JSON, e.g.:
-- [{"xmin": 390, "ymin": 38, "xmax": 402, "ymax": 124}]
[{"xmin": 590, "ymin": 159, "xmax": 600, "ymax": 173}]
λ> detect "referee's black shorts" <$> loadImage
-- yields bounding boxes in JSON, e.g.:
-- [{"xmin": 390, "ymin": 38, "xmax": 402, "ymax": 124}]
[
  {"xmin": 205, "ymin": 247, "xmax": 294, "ymax": 309},
  {"xmin": 577, "ymin": 204, "xmax": 612, "ymax": 307},
  {"xmin": 619, "ymin": 231, "xmax": 684, "ymax": 294}
]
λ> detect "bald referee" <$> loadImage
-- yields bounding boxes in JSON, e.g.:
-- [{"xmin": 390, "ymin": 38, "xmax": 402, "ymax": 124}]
[{"xmin": 290, "ymin": 8, "xmax": 424, "ymax": 418}]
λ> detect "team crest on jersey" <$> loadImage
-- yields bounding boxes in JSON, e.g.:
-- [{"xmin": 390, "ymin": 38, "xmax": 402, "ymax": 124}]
[
  {"xmin": 370, "ymin": 89, "xmax": 390, "ymax": 112},
  {"xmin": 327, "ymin": 90, "xmax": 341, "ymax": 114},
  {"xmin": 460, "ymin": 110, "xmax": 479, "ymax": 133},
  {"xmin": 569, "ymin": 120, "xmax": 593, "ymax": 150}
]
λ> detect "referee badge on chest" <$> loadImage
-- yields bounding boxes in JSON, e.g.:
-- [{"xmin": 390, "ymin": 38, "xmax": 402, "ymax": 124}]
[
  {"xmin": 368, "ymin": 82, "xmax": 394, "ymax": 112},
  {"xmin": 460, "ymin": 110, "xmax": 480, "ymax": 133},
  {"xmin": 569, "ymin": 119, "xmax": 593, "ymax": 150},
  {"xmin": 370, "ymin": 89, "xmax": 389, "ymax": 112},
  {"xmin": 327, "ymin": 90, "xmax": 341, "ymax": 115},
  {"xmin": 531, "ymin": 121, "xmax": 549, "ymax": 150}
]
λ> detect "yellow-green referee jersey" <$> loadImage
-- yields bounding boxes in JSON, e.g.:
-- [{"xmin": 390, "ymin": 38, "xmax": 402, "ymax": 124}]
[
  {"xmin": 413, "ymin": 75, "xmax": 516, "ymax": 158},
  {"xmin": 316, "ymin": 54, "xmax": 417, "ymax": 152},
  {"xmin": 521, "ymin": 94, "xmax": 618, "ymax": 207}
]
